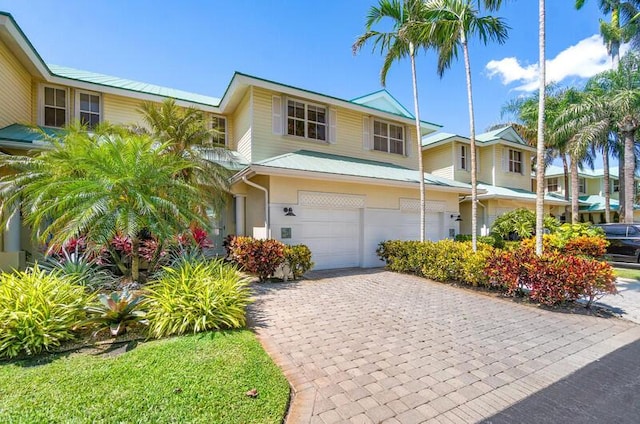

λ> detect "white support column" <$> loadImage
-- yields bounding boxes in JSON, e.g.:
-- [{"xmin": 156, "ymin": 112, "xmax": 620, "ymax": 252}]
[
  {"xmin": 3, "ymin": 208, "xmax": 21, "ymax": 252},
  {"xmin": 234, "ymin": 195, "xmax": 246, "ymax": 236}
]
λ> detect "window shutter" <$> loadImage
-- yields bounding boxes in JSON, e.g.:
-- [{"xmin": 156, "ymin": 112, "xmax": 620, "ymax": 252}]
[
  {"xmin": 272, "ymin": 95, "xmax": 283, "ymax": 135},
  {"xmin": 405, "ymin": 126, "xmax": 412, "ymax": 157},
  {"xmin": 456, "ymin": 145, "xmax": 462, "ymax": 170},
  {"xmin": 362, "ymin": 116, "xmax": 372, "ymax": 150},
  {"xmin": 329, "ymin": 108, "xmax": 337, "ymax": 144},
  {"xmin": 502, "ymin": 148, "xmax": 509, "ymax": 172}
]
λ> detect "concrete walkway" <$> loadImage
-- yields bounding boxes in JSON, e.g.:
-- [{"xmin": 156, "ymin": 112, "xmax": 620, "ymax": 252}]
[
  {"xmin": 595, "ymin": 278, "xmax": 640, "ymax": 324},
  {"xmin": 249, "ymin": 269, "xmax": 640, "ymax": 424}
]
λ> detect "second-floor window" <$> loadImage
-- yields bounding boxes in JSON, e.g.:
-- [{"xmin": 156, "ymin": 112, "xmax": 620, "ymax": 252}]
[
  {"xmin": 78, "ymin": 92, "xmax": 101, "ymax": 129},
  {"xmin": 579, "ymin": 177, "xmax": 586, "ymax": 194},
  {"xmin": 287, "ymin": 100, "xmax": 326, "ymax": 141},
  {"xmin": 43, "ymin": 86, "xmax": 67, "ymax": 128},
  {"xmin": 508, "ymin": 149, "xmax": 522, "ymax": 174},
  {"xmin": 546, "ymin": 177, "xmax": 559, "ymax": 192},
  {"xmin": 612, "ymin": 178, "xmax": 620, "ymax": 193},
  {"xmin": 459, "ymin": 145, "xmax": 468, "ymax": 170},
  {"xmin": 373, "ymin": 120, "xmax": 404, "ymax": 155},
  {"xmin": 211, "ymin": 116, "xmax": 227, "ymax": 145}
]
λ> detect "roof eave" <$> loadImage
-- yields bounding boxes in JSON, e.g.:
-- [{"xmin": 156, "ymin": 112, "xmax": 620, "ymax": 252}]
[{"xmin": 234, "ymin": 164, "xmax": 473, "ymax": 194}]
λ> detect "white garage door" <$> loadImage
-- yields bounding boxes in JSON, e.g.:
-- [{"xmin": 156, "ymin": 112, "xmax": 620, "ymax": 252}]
[
  {"xmin": 391, "ymin": 211, "xmax": 443, "ymax": 241},
  {"xmin": 296, "ymin": 207, "xmax": 361, "ymax": 269}
]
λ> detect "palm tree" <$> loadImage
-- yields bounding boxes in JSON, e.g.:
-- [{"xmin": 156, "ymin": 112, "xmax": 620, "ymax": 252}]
[
  {"xmin": 353, "ymin": 0, "xmax": 430, "ymax": 242},
  {"xmin": 418, "ymin": 0, "xmax": 508, "ymax": 251},
  {"xmin": 535, "ymin": 0, "xmax": 546, "ymax": 255},
  {"xmin": 576, "ymin": 0, "xmax": 640, "ymax": 68},
  {"xmin": 140, "ymin": 99, "xmax": 231, "ymax": 213},
  {"xmin": 0, "ymin": 126, "xmax": 208, "ymax": 282}
]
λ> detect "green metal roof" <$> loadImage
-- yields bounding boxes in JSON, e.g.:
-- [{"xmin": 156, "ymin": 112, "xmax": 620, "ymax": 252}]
[
  {"xmin": 422, "ymin": 125, "xmax": 529, "ymax": 148},
  {"xmin": 253, "ymin": 150, "xmax": 471, "ymax": 189},
  {"xmin": 475, "ymin": 182, "xmax": 569, "ymax": 204},
  {"xmin": 48, "ymin": 65, "xmax": 221, "ymax": 107},
  {"xmin": 0, "ymin": 123, "xmax": 61, "ymax": 144},
  {"xmin": 545, "ymin": 164, "xmax": 638, "ymax": 179},
  {"xmin": 577, "ymin": 194, "xmax": 640, "ymax": 212}
]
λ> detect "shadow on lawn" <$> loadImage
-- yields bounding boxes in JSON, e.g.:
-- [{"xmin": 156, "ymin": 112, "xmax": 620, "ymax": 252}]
[{"xmin": 482, "ymin": 338, "xmax": 640, "ymax": 424}]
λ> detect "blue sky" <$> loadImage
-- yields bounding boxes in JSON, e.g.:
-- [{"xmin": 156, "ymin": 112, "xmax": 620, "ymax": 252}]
[{"xmin": 0, "ymin": 1, "xmax": 606, "ymax": 137}]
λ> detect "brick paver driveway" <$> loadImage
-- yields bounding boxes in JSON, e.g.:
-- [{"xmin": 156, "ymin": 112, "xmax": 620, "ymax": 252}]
[{"xmin": 249, "ymin": 269, "xmax": 640, "ymax": 424}]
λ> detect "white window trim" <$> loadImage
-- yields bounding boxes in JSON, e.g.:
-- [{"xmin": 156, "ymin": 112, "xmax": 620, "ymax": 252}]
[
  {"xmin": 508, "ymin": 148, "xmax": 523, "ymax": 175},
  {"xmin": 372, "ymin": 118, "xmax": 405, "ymax": 156},
  {"xmin": 579, "ymin": 177, "xmax": 586, "ymax": 194},
  {"xmin": 75, "ymin": 89, "xmax": 102, "ymax": 128},
  {"xmin": 39, "ymin": 84, "xmax": 70, "ymax": 128},
  {"xmin": 546, "ymin": 177, "xmax": 559, "ymax": 193},
  {"xmin": 211, "ymin": 114, "xmax": 227, "ymax": 146},
  {"xmin": 285, "ymin": 97, "xmax": 329, "ymax": 142},
  {"xmin": 459, "ymin": 144, "xmax": 468, "ymax": 171}
]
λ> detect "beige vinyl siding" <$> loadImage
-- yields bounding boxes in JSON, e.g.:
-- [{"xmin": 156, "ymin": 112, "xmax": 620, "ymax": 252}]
[
  {"xmin": 102, "ymin": 93, "xmax": 145, "ymax": 127},
  {"xmin": 452, "ymin": 141, "xmax": 472, "ymax": 184},
  {"xmin": 422, "ymin": 144, "xmax": 454, "ymax": 180},
  {"xmin": 233, "ymin": 90, "xmax": 252, "ymax": 160},
  {"xmin": 0, "ymin": 39, "xmax": 32, "ymax": 127},
  {"xmin": 268, "ymin": 175, "xmax": 459, "ymax": 211},
  {"xmin": 585, "ymin": 177, "xmax": 600, "ymax": 196},
  {"xmin": 252, "ymin": 87, "xmax": 418, "ymax": 168},
  {"xmin": 493, "ymin": 145, "xmax": 531, "ymax": 190},
  {"xmin": 477, "ymin": 146, "xmax": 494, "ymax": 185}
]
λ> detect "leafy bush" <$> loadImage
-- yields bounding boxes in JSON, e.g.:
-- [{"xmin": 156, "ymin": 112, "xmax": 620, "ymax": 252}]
[
  {"xmin": 39, "ymin": 250, "xmax": 113, "ymax": 291},
  {"xmin": 83, "ymin": 290, "xmax": 147, "ymax": 337},
  {"xmin": 377, "ymin": 240, "xmax": 494, "ymax": 286},
  {"xmin": 283, "ymin": 244, "xmax": 314, "ymax": 280},
  {"xmin": 491, "ymin": 208, "xmax": 560, "ymax": 240},
  {"xmin": 553, "ymin": 223, "xmax": 605, "ymax": 245},
  {"xmin": 520, "ymin": 233, "xmax": 608, "ymax": 259},
  {"xmin": 485, "ymin": 246, "xmax": 616, "ymax": 306},
  {"xmin": 145, "ymin": 259, "xmax": 251, "ymax": 338},
  {"xmin": 0, "ymin": 266, "xmax": 90, "ymax": 358},
  {"xmin": 227, "ymin": 237, "xmax": 285, "ymax": 281},
  {"xmin": 454, "ymin": 234, "xmax": 505, "ymax": 248}
]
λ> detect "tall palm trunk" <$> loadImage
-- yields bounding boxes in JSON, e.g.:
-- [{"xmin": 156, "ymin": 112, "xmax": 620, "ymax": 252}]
[
  {"xmin": 619, "ymin": 147, "xmax": 626, "ymax": 221},
  {"xmin": 409, "ymin": 42, "xmax": 426, "ymax": 242},
  {"xmin": 570, "ymin": 157, "xmax": 580, "ymax": 223},
  {"xmin": 611, "ymin": 6, "xmax": 621, "ymax": 69},
  {"xmin": 603, "ymin": 142, "xmax": 611, "ymax": 223},
  {"xmin": 623, "ymin": 127, "xmax": 637, "ymax": 223},
  {"xmin": 461, "ymin": 32, "xmax": 478, "ymax": 252},
  {"xmin": 562, "ymin": 154, "xmax": 570, "ymax": 201},
  {"xmin": 535, "ymin": 0, "xmax": 546, "ymax": 256}
]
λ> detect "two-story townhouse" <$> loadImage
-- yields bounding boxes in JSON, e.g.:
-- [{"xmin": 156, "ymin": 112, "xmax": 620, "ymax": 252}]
[
  {"xmin": 422, "ymin": 126, "xmax": 569, "ymax": 235},
  {"xmin": 0, "ymin": 12, "xmax": 474, "ymax": 271},
  {"xmin": 543, "ymin": 165, "xmax": 640, "ymax": 223}
]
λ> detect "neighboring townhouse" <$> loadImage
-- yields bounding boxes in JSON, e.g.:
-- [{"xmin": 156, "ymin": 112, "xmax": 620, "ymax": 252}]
[
  {"xmin": 422, "ymin": 126, "xmax": 569, "ymax": 235},
  {"xmin": 543, "ymin": 165, "xmax": 640, "ymax": 223},
  {"xmin": 0, "ymin": 12, "xmax": 474, "ymax": 271}
]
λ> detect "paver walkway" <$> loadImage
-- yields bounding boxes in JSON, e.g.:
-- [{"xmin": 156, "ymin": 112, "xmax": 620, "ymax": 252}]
[{"xmin": 249, "ymin": 269, "xmax": 640, "ymax": 424}]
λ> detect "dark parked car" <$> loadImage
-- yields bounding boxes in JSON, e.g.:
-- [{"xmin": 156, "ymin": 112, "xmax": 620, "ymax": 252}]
[{"xmin": 596, "ymin": 223, "xmax": 640, "ymax": 263}]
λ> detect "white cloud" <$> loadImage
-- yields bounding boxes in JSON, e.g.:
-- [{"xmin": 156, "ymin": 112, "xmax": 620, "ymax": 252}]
[{"xmin": 485, "ymin": 35, "xmax": 625, "ymax": 92}]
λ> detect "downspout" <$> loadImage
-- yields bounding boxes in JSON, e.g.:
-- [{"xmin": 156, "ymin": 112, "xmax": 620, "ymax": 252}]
[{"xmin": 242, "ymin": 176, "xmax": 270, "ymax": 238}]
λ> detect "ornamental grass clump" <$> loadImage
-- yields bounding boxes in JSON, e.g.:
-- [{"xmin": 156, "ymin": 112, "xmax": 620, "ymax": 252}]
[
  {"xmin": 0, "ymin": 265, "xmax": 90, "ymax": 358},
  {"xmin": 145, "ymin": 259, "xmax": 252, "ymax": 338}
]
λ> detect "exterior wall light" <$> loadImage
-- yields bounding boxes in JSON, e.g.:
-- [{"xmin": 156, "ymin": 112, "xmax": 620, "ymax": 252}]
[
  {"xmin": 451, "ymin": 214, "xmax": 462, "ymax": 222},
  {"xmin": 284, "ymin": 207, "xmax": 296, "ymax": 216}
]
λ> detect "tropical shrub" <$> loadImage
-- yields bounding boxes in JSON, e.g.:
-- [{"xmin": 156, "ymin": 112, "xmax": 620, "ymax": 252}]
[
  {"xmin": 454, "ymin": 234, "xmax": 505, "ymax": 248},
  {"xmin": 520, "ymin": 233, "xmax": 608, "ymax": 259},
  {"xmin": 490, "ymin": 208, "xmax": 560, "ymax": 240},
  {"xmin": 283, "ymin": 244, "xmax": 314, "ymax": 280},
  {"xmin": 145, "ymin": 259, "xmax": 251, "ymax": 338},
  {"xmin": 227, "ymin": 236, "xmax": 286, "ymax": 281},
  {"xmin": 83, "ymin": 290, "xmax": 147, "ymax": 337},
  {"xmin": 377, "ymin": 240, "xmax": 494, "ymax": 286},
  {"xmin": 485, "ymin": 246, "xmax": 616, "ymax": 306},
  {"xmin": 39, "ymin": 249, "xmax": 113, "ymax": 290},
  {"xmin": 0, "ymin": 266, "xmax": 90, "ymax": 358}
]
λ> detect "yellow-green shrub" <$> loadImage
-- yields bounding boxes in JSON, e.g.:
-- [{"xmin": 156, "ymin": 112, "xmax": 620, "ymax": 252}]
[
  {"xmin": 284, "ymin": 244, "xmax": 314, "ymax": 279},
  {"xmin": 145, "ymin": 259, "xmax": 251, "ymax": 338},
  {"xmin": 0, "ymin": 266, "xmax": 90, "ymax": 358}
]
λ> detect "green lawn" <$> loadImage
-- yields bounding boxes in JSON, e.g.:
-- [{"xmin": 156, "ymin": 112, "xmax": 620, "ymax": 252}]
[
  {"xmin": 0, "ymin": 330, "xmax": 290, "ymax": 424},
  {"xmin": 613, "ymin": 267, "xmax": 640, "ymax": 281}
]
